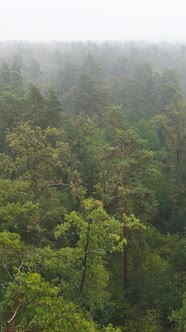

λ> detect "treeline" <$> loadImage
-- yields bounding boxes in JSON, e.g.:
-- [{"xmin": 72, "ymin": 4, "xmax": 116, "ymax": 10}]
[{"xmin": 0, "ymin": 42, "xmax": 185, "ymax": 331}]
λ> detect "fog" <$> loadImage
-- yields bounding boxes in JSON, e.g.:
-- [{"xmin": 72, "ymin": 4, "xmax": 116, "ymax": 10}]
[{"xmin": 0, "ymin": 0, "xmax": 186, "ymax": 42}]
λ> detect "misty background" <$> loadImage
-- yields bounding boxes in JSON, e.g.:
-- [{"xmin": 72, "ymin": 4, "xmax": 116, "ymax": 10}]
[{"xmin": 0, "ymin": 0, "xmax": 186, "ymax": 42}]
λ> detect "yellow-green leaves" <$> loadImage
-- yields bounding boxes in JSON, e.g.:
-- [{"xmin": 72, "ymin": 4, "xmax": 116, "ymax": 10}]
[
  {"xmin": 55, "ymin": 199, "xmax": 122, "ymax": 308},
  {"xmin": 0, "ymin": 271, "xmax": 100, "ymax": 332}
]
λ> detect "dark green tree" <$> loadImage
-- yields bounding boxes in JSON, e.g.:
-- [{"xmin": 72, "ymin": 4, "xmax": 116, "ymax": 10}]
[
  {"xmin": 11, "ymin": 61, "xmax": 23, "ymax": 89},
  {"xmin": 44, "ymin": 88, "xmax": 62, "ymax": 128},
  {"xmin": 0, "ymin": 62, "xmax": 11, "ymax": 86}
]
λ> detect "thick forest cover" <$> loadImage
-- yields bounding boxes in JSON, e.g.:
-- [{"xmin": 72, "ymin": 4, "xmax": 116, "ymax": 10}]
[{"xmin": 0, "ymin": 41, "xmax": 185, "ymax": 331}]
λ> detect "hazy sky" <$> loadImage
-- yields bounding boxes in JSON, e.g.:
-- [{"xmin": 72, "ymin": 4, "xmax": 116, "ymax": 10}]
[{"xmin": 0, "ymin": 0, "xmax": 186, "ymax": 42}]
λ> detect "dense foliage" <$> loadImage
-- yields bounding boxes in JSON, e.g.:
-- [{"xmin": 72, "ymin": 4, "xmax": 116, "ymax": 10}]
[{"xmin": 0, "ymin": 41, "xmax": 185, "ymax": 331}]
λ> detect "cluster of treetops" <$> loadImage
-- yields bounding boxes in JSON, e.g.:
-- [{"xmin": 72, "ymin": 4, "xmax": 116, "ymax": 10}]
[{"xmin": 0, "ymin": 41, "xmax": 185, "ymax": 331}]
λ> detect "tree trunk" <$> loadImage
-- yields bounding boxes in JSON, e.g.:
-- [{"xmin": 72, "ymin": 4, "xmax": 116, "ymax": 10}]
[{"xmin": 123, "ymin": 225, "xmax": 128, "ymax": 292}]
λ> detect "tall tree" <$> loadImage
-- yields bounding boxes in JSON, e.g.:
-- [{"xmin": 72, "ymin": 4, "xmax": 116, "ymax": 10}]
[
  {"xmin": 11, "ymin": 61, "xmax": 23, "ymax": 89},
  {"xmin": 44, "ymin": 88, "xmax": 62, "ymax": 128},
  {"xmin": 152, "ymin": 100, "xmax": 186, "ymax": 232},
  {"xmin": 55, "ymin": 198, "xmax": 123, "ymax": 311},
  {"xmin": 24, "ymin": 84, "xmax": 45, "ymax": 127},
  {"xmin": 0, "ymin": 123, "xmax": 69, "ymax": 194},
  {"xmin": 95, "ymin": 128, "xmax": 159, "ymax": 221},
  {"xmin": 0, "ymin": 62, "xmax": 11, "ymax": 86}
]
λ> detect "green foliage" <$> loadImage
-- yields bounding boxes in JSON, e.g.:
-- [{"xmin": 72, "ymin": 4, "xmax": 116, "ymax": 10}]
[
  {"xmin": 124, "ymin": 309, "xmax": 163, "ymax": 332},
  {"xmin": 55, "ymin": 198, "xmax": 123, "ymax": 309},
  {"xmin": 95, "ymin": 128, "xmax": 159, "ymax": 220},
  {"xmin": 152, "ymin": 100, "xmax": 186, "ymax": 232},
  {"xmin": 0, "ymin": 231, "xmax": 23, "ymax": 269},
  {"xmin": 0, "ymin": 180, "xmax": 39, "ymax": 240},
  {"xmin": 73, "ymin": 67, "xmax": 111, "ymax": 115},
  {"xmin": 0, "ymin": 62, "xmax": 11, "ymax": 85},
  {"xmin": 102, "ymin": 324, "xmax": 121, "ymax": 332},
  {"xmin": 0, "ymin": 61, "xmax": 23, "ymax": 89},
  {"xmin": 0, "ymin": 271, "xmax": 100, "ymax": 331},
  {"xmin": 24, "ymin": 84, "xmax": 45, "ymax": 127},
  {"xmin": 11, "ymin": 61, "xmax": 23, "ymax": 89},
  {"xmin": 0, "ymin": 43, "xmax": 185, "ymax": 332},
  {"xmin": 170, "ymin": 292, "xmax": 186, "ymax": 332},
  {"xmin": 135, "ymin": 119, "xmax": 161, "ymax": 151},
  {"xmin": 44, "ymin": 88, "xmax": 62, "ymax": 128},
  {"xmin": 0, "ymin": 123, "xmax": 69, "ymax": 190},
  {"xmin": 0, "ymin": 231, "xmax": 24, "ymax": 298}
]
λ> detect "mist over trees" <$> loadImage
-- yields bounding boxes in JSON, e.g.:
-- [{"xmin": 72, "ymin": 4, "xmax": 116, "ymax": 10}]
[{"xmin": 0, "ymin": 41, "xmax": 185, "ymax": 332}]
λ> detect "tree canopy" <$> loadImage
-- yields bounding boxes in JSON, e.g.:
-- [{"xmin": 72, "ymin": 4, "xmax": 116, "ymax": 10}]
[{"xmin": 0, "ymin": 41, "xmax": 185, "ymax": 332}]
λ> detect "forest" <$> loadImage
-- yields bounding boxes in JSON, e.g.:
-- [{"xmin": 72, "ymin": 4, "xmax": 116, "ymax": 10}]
[{"xmin": 0, "ymin": 41, "xmax": 185, "ymax": 331}]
